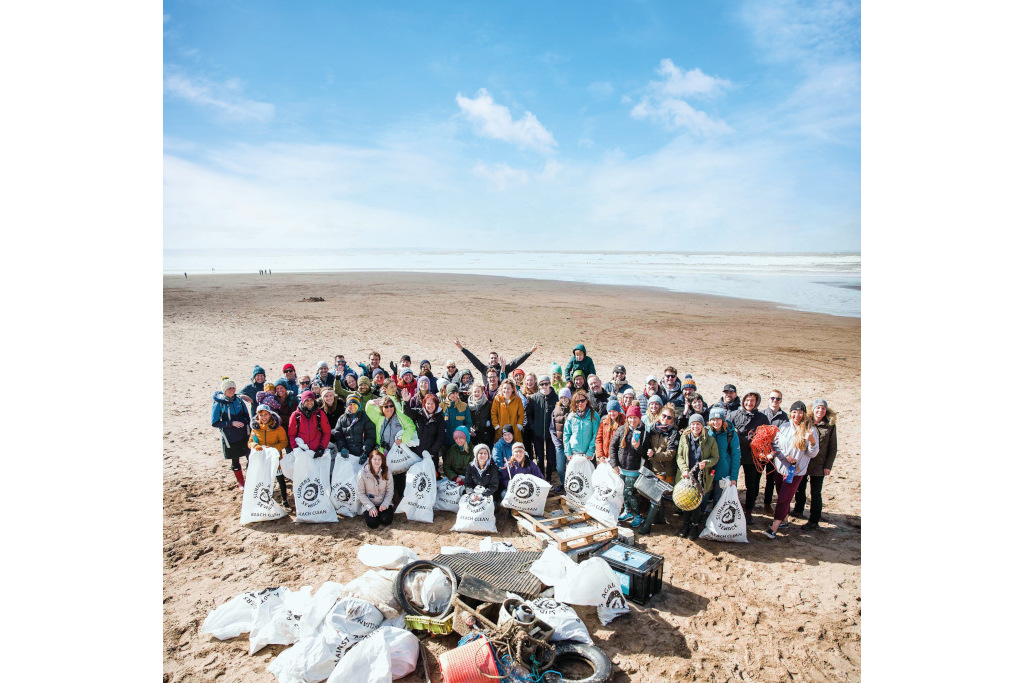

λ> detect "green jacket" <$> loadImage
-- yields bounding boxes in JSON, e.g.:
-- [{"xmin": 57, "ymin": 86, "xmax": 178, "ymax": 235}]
[
  {"xmin": 364, "ymin": 399, "xmax": 418, "ymax": 447},
  {"xmin": 676, "ymin": 430, "xmax": 720, "ymax": 494},
  {"xmin": 334, "ymin": 381, "xmax": 377, "ymax": 411},
  {"xmin": 443, "ymin": 443, "xmax": 474, "ymax": 481}
]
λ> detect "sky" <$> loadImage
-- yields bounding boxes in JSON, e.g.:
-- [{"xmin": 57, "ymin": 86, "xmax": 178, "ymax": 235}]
[{"xmin": 163, "ymin": 0, "xmax": 861, "ymax": 252}]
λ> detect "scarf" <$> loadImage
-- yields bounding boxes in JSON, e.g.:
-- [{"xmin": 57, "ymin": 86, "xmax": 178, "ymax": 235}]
[
  {"xmin": 471, "ymin": 457, "xmax": 489, "ymax": 475},
  {"xmin": 468, "ymin": 393, "xmax": 487, "ymax": 411},
  {"xmin": 686, "ymin": 432, "xmax": 702, "ymax": 468},
  {"xmin": 653, "ymin": 422, "xmax": 673, "ymax": 435}
]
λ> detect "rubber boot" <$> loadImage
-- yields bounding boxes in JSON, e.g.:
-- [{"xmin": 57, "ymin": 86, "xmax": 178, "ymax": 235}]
[
  {"xmin": 655, "ymin": 503, "xmax": 667, "ymax": 525},
  {"xmin": 277, "ymin": 474, "xmax": 290, "ymax": 508},
  {"xmin": 637, "ymin": 501, "xmax": 661, "ymax": 535},
  {"xmin": 233, "ymin": 470, "xmax": 246, "ymax": 490}
]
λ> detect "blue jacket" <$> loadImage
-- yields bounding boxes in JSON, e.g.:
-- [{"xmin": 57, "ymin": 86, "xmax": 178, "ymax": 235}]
[
  {"xmin": 444, "ymin": 401, "xmax": 472, "ymax": 446},
  {"xmin": 563, "ymin": 409, "xmax": 600, "ymax": 459},
  {"xmin": 211, "ymin": 391, "xmax": 251, "ymax": 444},
  {"xmin": 709, "ymin": 421, "xmax": 741, "ymax": 482},
  {"xmin": 492, "ymin": 437, "xmax": 514, "ymax": 468}
]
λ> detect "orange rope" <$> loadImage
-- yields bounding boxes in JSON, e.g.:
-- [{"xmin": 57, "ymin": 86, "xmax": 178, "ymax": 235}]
[{"xmin": 750, "ymin": 425, "xmax": 779, "ymax": 474}]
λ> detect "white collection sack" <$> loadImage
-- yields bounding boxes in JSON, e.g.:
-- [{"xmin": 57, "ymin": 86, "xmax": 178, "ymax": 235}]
[
  {"xmin": 434, "ymin": 478, "xmax": 464, "ymax": 512},
  {"xmin": 386, "ymin": 442, "xmax": 420, "ymax": 474},
  {"xmin": 248, "ymin": 585, "xmax": 314, "ymax": 655},
  {"xmin": 330, "ymin": 455, "xmax": 362, "ymax": 517},
  {"xmin": 529, "ymin": 545, "xmax": 577, "ymax": 587},
  {"xmin": 291, "ymin": 448, "xmax": 338, "ymax": 523},
  {"xmin": 584, "ymin": 462, "xmax": 625, "ymax": 527},
  {"xmin": 280, "ymin": 450, "xmax": 296, "ymax": 480},
  {"xmin": 479, "ymin": 537, "xmax": 517, "ymax": 553},
  {"xmin": 356, "ymin": 544, "xmax": 419, "ymax": 569},
  {"xmin": 240, "ymin": 447, "xmax": 289, "ymax": 525},
  {"xmin": 498, "ymin": 597, "xmax": 593, "ymax": 644},
  {"xmin": 532, "ymin": 547, "xmax": 630, "ymax": 626},
  {"xmin": 451, "ymin": 492, "xmax": 497, "ymax": 533},
  {"xmin": 563, "ymin": 455, "xmax": 595, "ymax": 508},
  {"xmin": 342, "ymin": 569, "xmax": 402, "ymax": 620},
  {"xmin": 500, "ymin": 473, "xmax": 551, "ymax": 515},
  {"xmin": 325, "ymin": 626, "xmax": 420, "ymax": 683},
  {"xmin": 395, "ymin": 456, "xmax": 437, "ymax": 523},
  {"xmin": 699, "ymin": 481, "xmax": 748, "ymax": 543},
  {"xmin": 201, "ymin": 587, "xmax": 285, "ymax": 640}
]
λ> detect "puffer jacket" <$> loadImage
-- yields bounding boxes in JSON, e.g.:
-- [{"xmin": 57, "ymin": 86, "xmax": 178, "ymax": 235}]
[
  {"xmin": 609, "ymin": 423, "xmax": 650, "ymax": 471},
  {"xmin": 527, "ymin": 391, "xmax": 557, "ymax": 443},
  {"xmin": 288, "ymin": 407, "xmax": 331, "ymax": 451},
  {"xmin": 491, "ymin": 394, "xmax": 525, "ymax": 442},
  {"xmin": 729, "ymin": 393, "xmax": 769, "ymax": 466},
  {"xmin": 444, "ymin": 399, "xmax": 472, "ymax": 447},
  {"xmin": 647, "ymin": 426, "xmax": 680, "ymax": 481},
  {"xmin": 211, "ymin": 391, "xmax": 251, "ymax": 444},
  {"xmin": 660, "ymin": 381, "xmax": 686, "ymax": 409},
  {"xmin": 549, "ymin": 402, "xmax": 571, "ymax": 449},
  {"xmin": 807, "ymin": 409, "xmax": 838, "ymax": 476},
  {"xmin": 464, "ymin": 460, "xmax": 502, "ymax": 497},
  {"xmin": 492, "ymin": 438, "xmax": 514, "ymax": 469},
  {"xmin": 563, "ymin": 408, "xmax": 600, "ymax": 460},
  {"xmin": 595, "ymin": 413, "xmax": 626, "ymax": 461},
  {"xmin": 636, "ymin": 387, "xmax": 667, "ymax": 417},
  {"xmin": 676, "ymin": 430, "xmax": 720, "ymax": 494},
  {"xmin": 332, "ymin": 410, "xmax": 376, "ymax": 463},
  {"xmin": 708, "ymin": 422, "xmax": 741, "ymax": 483},
  {"xmin": 404, "ymin": 403, "xmax": 446, "ymax": 461},
  {"xmin": 587, "ymin": 388, "xmax": 611, "ymax": 417},
  {"xmin": 500, "ymin": 457, "xmax": 543, "ymax": 487},
  {"xmin": 603, "ymin": 380, "xmax": 633, "ymax": 398},
  {"xmin": 365, "ymin": 400, "xmax": 418, "ymax": 450},
  {"xmin": 248, "ymin": 413, "xmax": 288, "ymax": 454},
  {"xmin": 443, "ymin": 443, "xmax": 474, "ymax": 481},
  {"xmin": 468, "ymin": 397, "xmax": 494, "ymax": 447},
  {"xmin": 356, "ymin": 464, "xmax": 394, "ymax": 510},
  {"xmin": 564, "ymin": 344, "xmax": 596, "ymax": 383}
]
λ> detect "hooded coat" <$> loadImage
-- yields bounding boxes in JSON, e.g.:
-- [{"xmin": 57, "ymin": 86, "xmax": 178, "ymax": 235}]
[
  {"xmin": 248, "ymin": 411, "xmax": 288, "ymax": 453},
  {"xmin": 464, "ymin": 457, "xmax": 502, "ymax": 497},
  {"xmin": 365, "ymin": 400, "xmax": 418, "ymax": 450},
  {"xmin": 443, "ymin": 442, "xmax": 474, "ymax": 481},
  {"xmin": 444, "ymin": 397, "xmax": 473, "ymax": 447},
  {"xmin": 500, "ymin": 456, "xmax": 544, "ymax": 487},
  {"xmin": 728, "ymin": 393, "xmax": 770, "ymax": 466},
  {"xmin": 468, "ymin": 395, "xmax": 494, "ymax": 447},
  {"xmin": 211, "ymin": 391, "xmax": 251, "ymax": 444},
  {"xmin": 564, "ymin": 344, "xmax": 596, "ymax": 383},
  {"xmin": 288, "ymin": 405, "xmax": 331, "ymax": 451},
  {"xmin": 595, "ymin": 412, "xmax": 626, "ymax": 461},
  {"xmin": 609, "ymin": 422, "xmax": 650, "ymax": 471},
  {"xmin": 708, "ymin": 421, "xmax": 742, "ymax": 483},
  {"xmin": 491, "ymin": 394, "xmax": 525, "ymax": 442},
  {"xmin": 403, "ymin": 401, "xmax": 446, "ymax": 461},
  {"xmin": 332, "ymin": 409, "xmax": 376, "ymax": 463},
  {"xmin": 807, "ymin": 409, "xmax": 838, "ymax": 477},
  {"xmin": 676, "ymin": 429, "xmax": 720, "ymax": 494},
  {"xmin": 563, "ymin": 407, "xmax": 600, "ymax": 459}
]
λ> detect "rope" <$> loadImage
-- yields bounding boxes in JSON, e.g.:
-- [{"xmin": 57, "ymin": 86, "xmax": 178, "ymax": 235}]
[{"xmin": 749, "ymin": 425, "xmax": 779, "ymax": 474}]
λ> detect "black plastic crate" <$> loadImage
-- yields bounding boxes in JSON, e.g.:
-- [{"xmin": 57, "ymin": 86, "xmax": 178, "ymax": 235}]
[{"xmin": 594, "ymin": 541, "xmax": 664, "ymax": 606}]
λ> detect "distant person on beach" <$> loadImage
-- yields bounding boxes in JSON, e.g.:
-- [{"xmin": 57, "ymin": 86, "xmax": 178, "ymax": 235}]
[
  {"xmin": 763, "ymin": 401, "xmax": 819, "ymax": 539},
  {"xmin": 791, "ymin": 398, "xmax": 838, "ymax": 530},
  {"xmin": 356, "ymin": 449, "xmax": 394, "ymax": 529},
  {"xmin": 211, "ymin": 379, "xmax": 252, "ymax": 490},
  {"xmin": 729, "ymin": 391, "xmax": 770, "ymax": 525},
  {"xmin": 184, "ymin": 272, "xmax": 187, "ymax": 279},
  {"xmin": 454, "ymin": 338, "xmax": 538, "ymax": 377},
  {"xmin": 761, "ymin": 389, "xmax": 788, "ymax": 512}
]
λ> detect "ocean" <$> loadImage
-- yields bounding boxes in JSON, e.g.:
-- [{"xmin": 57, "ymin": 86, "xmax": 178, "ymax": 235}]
[{"xmin": 163, "ymin": 249, "xmax": 861, "ymax": 318}]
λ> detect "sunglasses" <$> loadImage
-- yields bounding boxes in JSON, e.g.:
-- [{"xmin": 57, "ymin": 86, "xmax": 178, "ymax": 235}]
[
  {"xmin": 447, "ymin": 365, "xmax": 456, "ymax": 369},
  {"xmin": 769, "ymin": 397, "xmax": 782, "ymax": 401},
  {"xmin": 660, "ymin": 414, "xmax": 673, "ymax": 419},
  {"xmin": 382, "ymin": 404, "xmax": 395, "ymax": 410},
  {"xmin": 285, "ymin": 369, "xmax": 295, "ymax": 373},
  {"xmin": 665, "ymin": 374, "xmax": 676, "ymax": 379},
  {"xmin": 539, "ymin": 382, "xmax": 550, "ymax": 386}
]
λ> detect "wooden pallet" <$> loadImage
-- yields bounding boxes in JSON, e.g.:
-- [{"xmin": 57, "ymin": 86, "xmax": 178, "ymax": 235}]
[{"xmin": 513, "ymin": 496, "xmax": 618, "ymax": 552}]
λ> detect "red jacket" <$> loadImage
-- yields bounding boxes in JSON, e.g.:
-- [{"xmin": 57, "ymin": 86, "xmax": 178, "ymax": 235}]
[{"xmin": 288, "ymin": 408, "xmax": 331, "ymax": 450}]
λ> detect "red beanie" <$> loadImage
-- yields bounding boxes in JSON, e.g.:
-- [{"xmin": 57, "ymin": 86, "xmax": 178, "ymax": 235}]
[
  {"xmin": 626, "ymin": 405, "xmax": 642, "ymax": 419},
  {"xmin": 283, "ymin": 363, "xmax": 296, "ymax": 372}
]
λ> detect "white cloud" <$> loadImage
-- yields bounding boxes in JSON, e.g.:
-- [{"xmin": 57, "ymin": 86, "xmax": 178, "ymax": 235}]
[
  {"xmin": 455, "ymin": 89, "xmax": 557, "ymax": 153},
  {"xmin": 738, "ymin": 0, "xmax": 860, "ymax": 65},
  {"xmin": 630, "ymin": 59, "xmax": 732, "ymax": 135},
  {"xmin": 472, "ymin": 162, "xmax": 531, "ymax": 191},
  {"xmin": 164, "ymin": 70, "xmax": 274, "ymax": 123}
]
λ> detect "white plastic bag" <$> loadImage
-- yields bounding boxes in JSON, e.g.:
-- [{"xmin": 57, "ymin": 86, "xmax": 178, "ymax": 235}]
[
  {"xmin": 500, "ymin": 473, "xmax": 551, "ymax": 515},
  {"xmin": 386, "ymin": 442, "xmax": 420, "ymax": 474},
  {"xmin": 330, "ymin": 455, "xmax": 362, "ymax": 517},
  {"xmin": 584, "ymin": 462, "xmax": 625, "ymax": 527},
  {"xmin": 420, "ymin": 567, "xmax": 454, "ymax": 615},
  {"xmin": 240, "ymin": 447, "xmax": 289, "ymax": 525},
  {"xmin": 439, "ymin": 546, "xmax": 472, "ymax": 555},
  {"xmin": 451, "ymin": 492, "xmax": 497, "ymax": 533},
  {"xmin": 292, "ymin": 448, "xmax": 338, "ymax": 523},
  {"xmin": 299, "ymin": 581, "xmax": 346, "ymax": 641},
  {"xmin": 479, "ymin": 537, "xmax": 517, "ymax": 553},
  {"xmin": 434, "ymin": 478, "xmax": 464, "ymax": 512},
  {"xmin": 325, "ymin": 626, "xmax": 420, "ymax": 683},
  {"xmin": 356, "ymin": 544, "xmax": 419, "ymax": 569},
  {"xmin": 563, "ymin": 456, "xmax": 595, "ymax": 508},
  {"xmin": 529, "ymin": 545, "xmax": 576, "ymax": 587},
  {"xmin": 249, "ymin": 586, "xmax": 314, "ymax": 655},
  {"xmin": 537, "ymin": 549, "xmax": 630, "ymax": 626},
  {"xmin": 699, "ymin": 482, "xmax": 748, "ymax": 543},
  {"xmin": 281, "ymin": 449, "xmax": 296, "ymax": 480},
  {"xmin": 342, "ymin": 569, "xmax": 402, "ymax": 619},
  {"xmin": 201, "ymin": 587, "xmax": 283, "ymax": 640},
  {"xmin": 395, "ymin": 456, "xmax": 437, "ymax": 523},
  {"xmin": 524, "ymin": 598, "xmax": 593, "ymax": 644}
]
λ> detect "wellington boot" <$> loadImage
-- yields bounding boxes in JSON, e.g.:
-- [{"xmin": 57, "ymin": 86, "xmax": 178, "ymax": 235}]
[{"xmin": 233, "ymin": 470, "xmax": 246, "ymax": 490}]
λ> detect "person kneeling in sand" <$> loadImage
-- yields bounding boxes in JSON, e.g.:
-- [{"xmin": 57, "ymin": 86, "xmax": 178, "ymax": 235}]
[{"xmin": 356, "ymin": 449, "xmax": 394, "ymax": 529}]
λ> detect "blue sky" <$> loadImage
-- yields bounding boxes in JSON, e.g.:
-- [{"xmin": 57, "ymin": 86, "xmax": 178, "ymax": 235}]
[{"xmin": 164, "ymin": 0, "xmax": 860, "ymax": 252}]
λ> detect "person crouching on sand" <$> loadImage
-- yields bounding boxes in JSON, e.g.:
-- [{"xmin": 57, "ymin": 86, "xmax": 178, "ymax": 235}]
[
  {"xmin": 249, "ymin": 404, "xmax": 290, "ymax": 508},
  {"xmin": 764, "ymin": 401, "xmax": 819, "ymax": 539},
  {"xmin": 356, "ymin": 449, "xmax": 394, "ymax": 529},
  {"xmin": 444, "ymin": 427, "xmax": 473, "ymax": 485},
  {"xmin": 211, "ymin": 379, "xmax": 253, "ymax": 490},
  {"xmin": 464, "ymin": 443, "xmax": 502, "ymax": 507}
]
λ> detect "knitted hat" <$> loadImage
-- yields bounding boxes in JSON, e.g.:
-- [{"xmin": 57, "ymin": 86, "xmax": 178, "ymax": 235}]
[
  {"xmin": 709, "ymin": 406, "xmax": 727, "ymax": 421},
  {"xmin": 512, "ymin": 368, "xmax": 525, "ymax": 378},
  {"xmin": 550, "ymin": 363, "xmax": 562, "ymax": 375},
  {"xmin": 573, "ymin": 369, "xmax": 584, "ymax": 378},
  {"xmin": 512, "ymin": 442, "xmax": 526, "ymax": 453},
  {"xmin": 473, "ymin": 443, "xmax": 491, "ymax": 457},
  {"xmin": 647, "ymin": 394, "xmax": 664, "ymax": 407},
  {"xmin": 274, "ymin": 378, "xmax": 289, "ymax": 388},
  {"xmin": 421, "ymin": 359, "xmax": 431, "ymax": 367},
  {"xmin": 252, "ymin": 365, "xmax": 266, "ymax": 379},
  {"xmin": 299, "ymin": 390, "xmax": 315, "ymax": 403},
  {"xmin": 357, "ymin": 375, "xmax": 371, "ymax": 387},
  {"xmin": 812, "ymin": 398, "xmax": 828, "ymax": 410},
  {"xmin": 373, "ymin": 368, "xmax": 387, "ymax": 378},
  {"xmin": 688, "ymin": 413, "xmax": 705, "ymax": 426},
  {"xmin": 502, "ymin": 424, "xmax": 515, "ymax": 436},
  {"xmin": 613, "ymin": 364, "xmax": 626, "ymax": 374},
  {"xmin": 538, "ymin": 375, "xmax": 551, "ymax": 384},
  {"xmin": 256, "ymin": 403, "xmax": 273, "ymax": 415},
  {"xmin": 400, "ymin": 367, "xmax": 415, "ymax": 378},
  {"xmin": 622, "ymin": 387, "xmax": 636, "ymax": 396},
  {"xmin": 317, "ymin": 361, "xmax": 329, "ymax": 369},
  {"xmin": 447, "ymin": 382, "xmax": 460, "ymax": 394},
  {"xmin": 453, "ymin": 426, "xmax": 471, "ymax": 442},
  {"xmin": 626, "ymin": 405, "xmax": 642, "ymax": 419},
  {"xmin": 346, "ymin": 394, "xmax": 361, "ymax": 407},
  {"xmin": 682, "ymin": 375, "xmax": 696, "ymax": 391},
  {"xmin": 221, "ymin": 378, "xmax": 236, "ymax": 392},
  {"xmin": 607, "ymin": 399, "xmax": 621, "ymax": 413},
  {"xmin": 401, "ymin": 355, "xmax": 411, "ymax": 363},
  {"xmin": 790, "ymin": 401, "xmax": 807, "ymax": 412},
  {"xmin": 559, "ymin": 387, "xmax": 573, "ymax": 399},
  {"xmin": 283, "ymin": 363, "xmax": 295, "ymax": 372}
]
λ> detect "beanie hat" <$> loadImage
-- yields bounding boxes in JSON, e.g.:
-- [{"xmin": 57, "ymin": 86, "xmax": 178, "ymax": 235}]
[
  {"xmin": 283, "ymin": 363, "xmax": 295, "ymax": 372},
  {"xmin": 622, "ymin": 387, "xmax": 636, "ymax": 396},
  {"xmin": 709, "ymin": 406, "xmax": 727, "ymax": 421},
  {"xmin": 317, "ymin": 361, "xmax": 329, "ymax": 369},
  {"xmin": 573, "ymin": 369, "xmax": 585, "ymax": 378},
  {"xmin": 274, "ymin": 378, "xmax": 288, "ymax": 388},
  {"xmin": 346, "ymin": 394, "xmax": 361, "ymax": 407},
  {"xmin": 447, "ymin": 382, "xmax": 460, "ymax": 394},
  {"xmin": 252, "ymin": 365, "xmax": 266, "ymax": 379},
  {"xmin": 559, "ymin": 387, "xmax": 573, "ymax": 399},
  {"xmin": 502, "ymin": 424, "xmax": 515, "ymax": 436},
  {"xmin": 256, "ymin": 403, "xmax": 273, "ymax": 415},
  {"xmin": 473, "ymin": 443, "xmax": 491, "ymax": 457},
  {"xmin": 647, "ymin": 394, "xmax": 664, "ymax": 407},
  {"xmin": 790, "ymin": 401, "xmax": 807, "ymax": 412},
  {"xmin": 357, "ymin": 375, "xmax": 371, "ymax": 387},
  {"xmin": 626, "ymin": 405, "xmax": 643, "ymax": 419},
  {"xmin": 221, "ymin": 378, "xmax": 236, "ymax": 392},
  {"xmin": 453, "ymin": 426, "xmax": 471, "ymax": 442},
  {"xmin": 538, "ymin": 375, "xmax": 551, "ymax": 384},
  {"xmin": 812, "ymin": 398, "xmax": 828, "ymax": 410},
  {"xmin": 550, "ymin": 363, "xmax": 563, "ymax": 375},
  {"xmin": 420, "ymin": 359, "xmax": 431, "ymax": 367},
  {"xmin": 688, "ymin": 413, "xmax": 705, "ymax": 426},
  {"xmin": 401, "ymin": 367, "xmax": 415, "ymax": 378},
  {"xmin": 401, "ymin": 355, "xmax": 411, "ymax": 363},
  {"xmin": 373, "ymin": 368, "xmax": 387, "ymax": 378},
  {"xmin": 299, "ymin": 390, "xmax": 315, "ymax": 403},
  {"xmin": 607, "ymin": 399, "xmax": 621, "ymax": 413},
  {"xmin": 682, "ymin": 375, "xmax": 696, "ymax": 391},
  {"xmin": 512, "ymin": 442, "xmax": 526, "ymax": 453},
  {"xmin": 512, "ymin": 368, "xmax": 525, "ymax": 378}
]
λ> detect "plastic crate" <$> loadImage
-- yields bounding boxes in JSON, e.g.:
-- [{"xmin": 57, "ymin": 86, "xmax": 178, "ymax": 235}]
[
  {"xmin": 594, "ymin": 541, "xmax": 664, "ymax": 605},
  {"xmin": 405, "ymin": 611, "xmax": 455, "ymax": 635}
]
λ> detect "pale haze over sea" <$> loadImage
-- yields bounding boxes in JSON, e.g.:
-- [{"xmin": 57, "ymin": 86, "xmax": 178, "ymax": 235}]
[{"xmin": 164, "ymin": 250, "xmax": 861, "ymax": 318}]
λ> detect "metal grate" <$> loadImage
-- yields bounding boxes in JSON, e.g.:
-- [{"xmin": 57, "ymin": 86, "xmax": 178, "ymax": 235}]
[{"xmin": 431, "ymin": 551, "xmax": 545, "ymax": 598}]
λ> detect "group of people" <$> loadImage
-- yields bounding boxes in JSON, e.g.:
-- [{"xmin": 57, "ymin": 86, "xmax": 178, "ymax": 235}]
[{"xmin": 210, "ymin": 341, "xmax": 839, "ymax": 537}]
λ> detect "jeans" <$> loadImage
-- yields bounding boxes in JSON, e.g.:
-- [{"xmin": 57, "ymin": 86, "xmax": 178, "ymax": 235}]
[
  {"xmin": 793, "ymin": 474, "xmax": 825, "ymax": 523},
  {"xmin": 554, "ymin": 445, "xmax": 566, "ymax": 486}
]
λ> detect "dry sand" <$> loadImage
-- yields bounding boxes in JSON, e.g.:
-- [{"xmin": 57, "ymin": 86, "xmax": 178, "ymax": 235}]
[{"xmin": 163, "ymin": 272, "xmax": 861, "ymax": 682}]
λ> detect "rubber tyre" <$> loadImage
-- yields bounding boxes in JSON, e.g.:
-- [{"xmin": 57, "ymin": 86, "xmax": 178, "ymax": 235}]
[
  {"xmin": 394, "ymin": 560, "xmax": 459, "ymax": 618},
  {"xmin": 543, "ymin": 642, "xmax": 612, "ymax": 683}
]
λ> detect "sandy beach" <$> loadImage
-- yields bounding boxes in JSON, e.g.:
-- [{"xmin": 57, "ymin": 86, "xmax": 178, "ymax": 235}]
[{"xmin": 163, "ymin": 272, "xmax": 861, "ymax": 682}]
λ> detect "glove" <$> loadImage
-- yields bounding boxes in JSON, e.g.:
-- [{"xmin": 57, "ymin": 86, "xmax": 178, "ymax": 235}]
[
  {"xmin": 314, "ymin": 448, "xmax": 324, "ymax": 458},
  {"xmin": 389, "ymin": 361, "xmax": 398, "ymax": 375},
  {"xmin": 455, "ymin": 476, "xmax": 464, "ymax": 486}
]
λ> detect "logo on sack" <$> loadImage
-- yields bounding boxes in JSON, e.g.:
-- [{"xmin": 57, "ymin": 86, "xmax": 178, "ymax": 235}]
[
  {"xmin": 414, "ymin": 473, "xmax": 431, "ymax": 494},
  {"xmin": 720, "ymin": 502, "xmax": 738, "ymax": 527},
  {"xmin": 513, "ymin": 479, "xmax": 536, "ymax": 500},
  {"xmin": 332, "ymin": 484, "xmax": 353, "ymax": 504},
  {"xmin": 604, "ymin": 588, "xmax": 627, "ymax": 611},
  {"xmin": 592, "ymin": 485, "xmax": 612, "ymax": 501},
  {"xmin": 298, "ymin": 478, "xmax": 324, "ymax": 505},
  {"xmin": 253, "ymin": 486, "xmax": 274, "ymax": 508},
  {"xmin": 565, "ymin": 473, "xmax": 587, "ymax": 495},
  {"xmin": 242, "ymin": 587, "xmax": 279, "ymax": 608}
]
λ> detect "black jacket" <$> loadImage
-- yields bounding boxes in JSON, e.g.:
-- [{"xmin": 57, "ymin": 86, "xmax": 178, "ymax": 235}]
[
  {"xmin": 761, "ymin": 407, "xmax": 789, "ymax": 428},
  {"xmin": 720, "ymin": 396, "xmax": 740, "ymax": 412},
  {"xmin": 527, "ymin": 391, "xmax": 557, "ymax": 440},
  {"xmin": 729, "ymin": 407, "xmax": 770, "ymax": 465},
  {"xmin": 403, "ymin": 404, "xmax": 447, "ymax": 461},
  {"xmin": 332, "ymin": 411, "xmax": 376, "ymax": 463},
  {"xmin": 468, "ymin": 399, "xmax": 494, "ymax": 447},
  {"xmin": 587, "ymin": 388, "xmax": 611, "ymax": 418},
  {"xmin": 464, "ymin": 461, "xmax": 502, "ymax": 498},
  {"xmin": 460, "ymin": 347, "xmax": 533, "ymax": 377},
  {"xmin": 609, "ymin": 423, "xmax": 650, "ymax": 471},
  {"xmin": 660, "ymin": 381, "xmax": 686, "ymax": 409}
]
